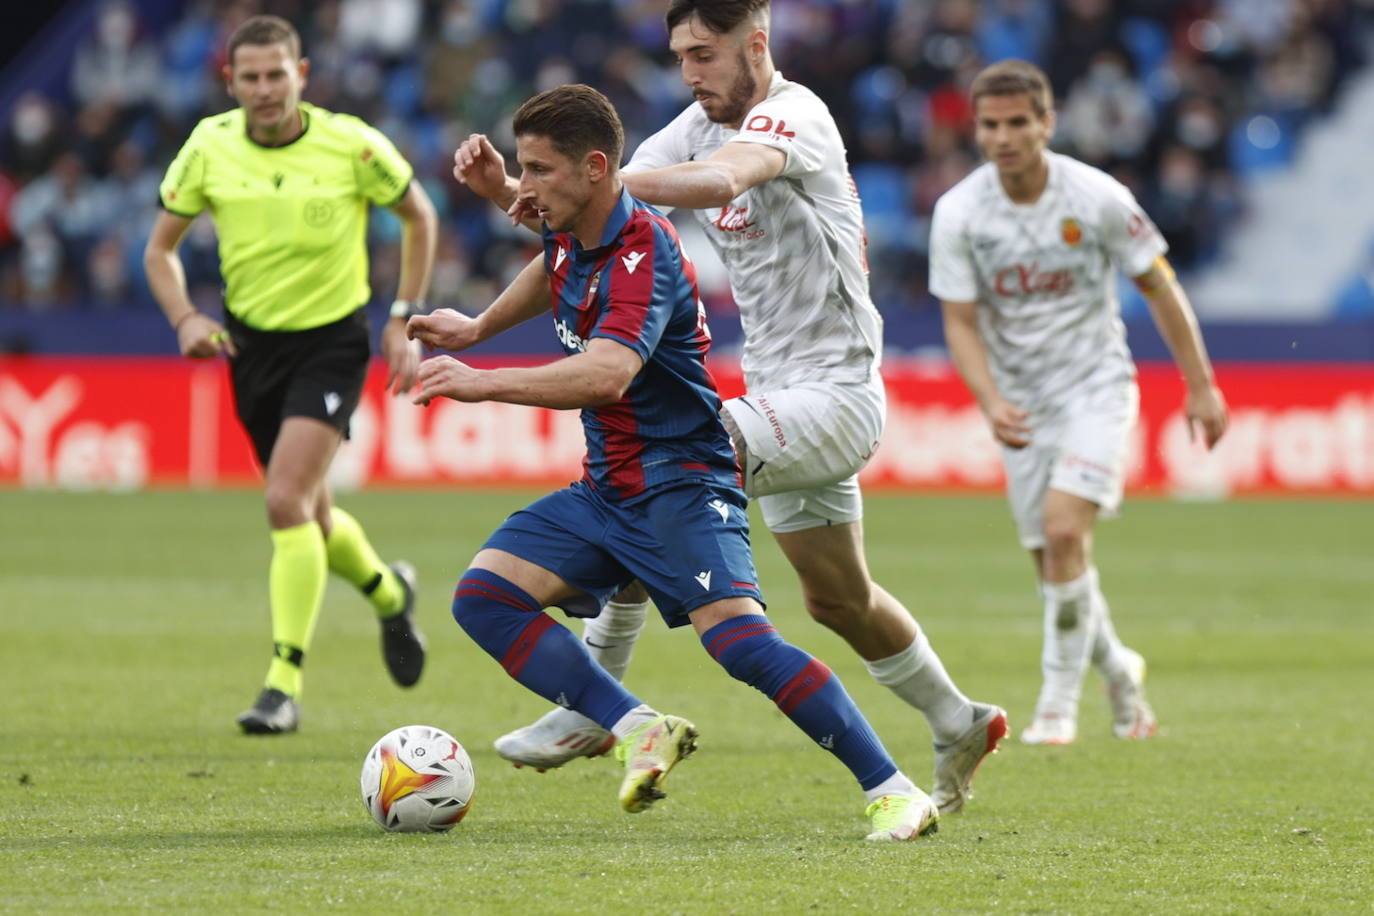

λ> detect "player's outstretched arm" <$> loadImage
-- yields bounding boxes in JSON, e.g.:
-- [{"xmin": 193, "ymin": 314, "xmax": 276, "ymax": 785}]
[
  {"xmin": 143, "ymin": 209, "xmax": 235, "ymax": 359},
  {"xmin": 623, "ymin": 141, "xmax": 786, "ymax": 210},
  {"xmin": 413, "ymin": 338, "xmax": 642, "ymax": 409},
  {"xmin": 408, "ymin": 254, "xmax": 550, "ymax": 352},
  {"xmin": 382, "ymin": 182, "xmax": 439, "ymax": 395},
  {"xmin": 939, "ymin": 298, "xmax": 1031, "ymax": 449},
  {"xmin": 1134, "ymin": 257, "xmax": 1229, "ymax": 449}
]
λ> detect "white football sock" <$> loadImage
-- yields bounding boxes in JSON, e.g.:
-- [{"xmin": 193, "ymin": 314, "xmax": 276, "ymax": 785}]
[
  {"xmin": 1086, "ymin": 566, "xmax": 1131, "ymax": 682},
  {"xmin": 864, "ymin": 630, "xmax": 973, "ymax": 745},
  {"xmin": 611, "ymin": 704, "xmax": 661, "ymax": 741},
  {"xmin": 1036, "ymin": 571, "xmax": 1098, "ymax": 718},
  {"xmin": 536, "ymin": 599, "xmax": 652, "ymax": 733},
  {"xmin": 581, "ymin": 598, "xmax": 650, "ymax": 681},
  {"xmin": 864, "ymin": 769, "xmax": 920, "ymax": 805}
]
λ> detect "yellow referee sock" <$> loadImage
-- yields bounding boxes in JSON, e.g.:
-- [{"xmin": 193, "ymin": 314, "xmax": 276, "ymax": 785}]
[
  {"xmin": 325, "ymin": 507, "xmax": 404, "ymax": 617},
  {"xmin": 264, "ymin": 521, "xmax": 328, "ymax": 698}
]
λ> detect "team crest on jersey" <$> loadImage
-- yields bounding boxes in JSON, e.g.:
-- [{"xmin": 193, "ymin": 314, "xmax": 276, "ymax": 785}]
[
  {"xmin": 582, "ymin": 270, "xmax": 602, "ymax": 310},
  {"xmin": 1061, "ymin": 218, "xmax": 1083, "ymax": 247}
]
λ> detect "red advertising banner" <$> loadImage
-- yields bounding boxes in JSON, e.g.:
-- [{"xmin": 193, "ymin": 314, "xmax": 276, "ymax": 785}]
[{"xmin": 1, "ymin": 356, "xmax": 1371, "ymax": 494}]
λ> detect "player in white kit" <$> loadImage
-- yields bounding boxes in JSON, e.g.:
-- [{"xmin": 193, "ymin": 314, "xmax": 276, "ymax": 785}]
[
  {"xmin": 929, "ymin": 60, "xmax": 1229, "ymax": 745},
  {"xmin": 447, "ymin": 0, "xmax": 1007, "ymax": 814}
]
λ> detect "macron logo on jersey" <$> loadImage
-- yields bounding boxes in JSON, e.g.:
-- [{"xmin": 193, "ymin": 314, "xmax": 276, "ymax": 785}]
[
  {"xmin": 553, "ymin": 247, "xmax": 567, "ymax": 271},
  {"xmin": 621, "ymin": 250, "xmax": 646, "ymax": 274},
  {"xmin": 694, "ymin": 571, "xmax": 713, "ymax": 590}
]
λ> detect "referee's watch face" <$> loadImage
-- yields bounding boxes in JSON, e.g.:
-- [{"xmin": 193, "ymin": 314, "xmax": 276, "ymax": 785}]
[{"xmin": 225, "ymin": 42, "xmax": 309, "ymax": 142}]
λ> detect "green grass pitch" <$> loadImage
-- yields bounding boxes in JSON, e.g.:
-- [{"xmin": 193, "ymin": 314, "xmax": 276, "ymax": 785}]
[{"xmin": 1, "ymin": 489, "xmax": 1369, "ymax": 912}]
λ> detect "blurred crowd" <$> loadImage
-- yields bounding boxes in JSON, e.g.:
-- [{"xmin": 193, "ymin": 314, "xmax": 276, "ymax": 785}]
[{"xmin": 1, "ymin": 0, "xmax": 1371, "ymax": 319}]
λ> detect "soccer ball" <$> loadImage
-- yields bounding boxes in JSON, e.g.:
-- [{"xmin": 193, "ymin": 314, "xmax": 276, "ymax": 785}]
[{"xmin": 360, "ymin": 725, "xmax": 475, "ymax": 833}]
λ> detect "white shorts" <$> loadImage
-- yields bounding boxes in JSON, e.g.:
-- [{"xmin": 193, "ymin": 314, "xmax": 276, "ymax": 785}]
[
  {"xmin": 721, "ymin": 375, "xmax": 885, "ymax": 534},
  {"xmin": 1002, "ymin": 380, "xmax": 1139, "ymax": 549}
]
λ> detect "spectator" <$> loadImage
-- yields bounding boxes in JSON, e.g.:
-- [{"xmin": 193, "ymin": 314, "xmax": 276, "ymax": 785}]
[{"xmin": 1, "ymin": 0, "xmax": 1371, "ymax": 319}]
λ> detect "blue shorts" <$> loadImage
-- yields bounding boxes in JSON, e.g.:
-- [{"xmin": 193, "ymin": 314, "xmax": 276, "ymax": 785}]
[{"xmin": 482, "ymin": 480, "xmax": 764, "ymax": 628}]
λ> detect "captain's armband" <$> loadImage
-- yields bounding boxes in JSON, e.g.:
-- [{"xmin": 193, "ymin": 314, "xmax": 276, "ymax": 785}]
[{"xmin": 1132, "ymin": 257, "xmax": 1176, "ymax": 295}]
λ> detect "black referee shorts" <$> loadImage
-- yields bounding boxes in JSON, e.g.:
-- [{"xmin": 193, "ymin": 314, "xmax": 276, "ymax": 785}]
[{"xmin": 224, "ymin": 308, "xmax": 371, "ymax": 467}]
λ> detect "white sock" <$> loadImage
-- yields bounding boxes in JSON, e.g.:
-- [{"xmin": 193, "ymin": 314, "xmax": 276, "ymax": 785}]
[
  {"xmin": 582, "ymin": 599, "xmax": 650, "ymax": 681},
  {"xmin": 864, "ymin": 769, "xmax": 919, "ymax": 805},
  {"xmin": 610, "ymin": 704, "xmax": 660, "ymax": 741},
  {"xmin": 1036, "ymin": 571, "xmax": 1098, "ymax": 718},
  {"xmin": 535, "ymin": 600, "xmax": 652, "ymax": 733},
  {"xmin": 864, "ymin": 630, "xmax": 973, "ymax": 745},
  {"xmin": 1086, "ymin": 566, "xmax": 1130, "ymax": 681}
]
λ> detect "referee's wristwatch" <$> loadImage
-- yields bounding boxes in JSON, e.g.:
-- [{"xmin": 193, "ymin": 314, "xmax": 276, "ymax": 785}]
[{"xmin": 389, "ymin": 298, "xmax": 424, "ymax": 320}]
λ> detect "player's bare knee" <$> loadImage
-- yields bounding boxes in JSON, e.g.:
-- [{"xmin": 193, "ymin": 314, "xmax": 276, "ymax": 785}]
[
  {"xmin": 264, "ymin": 485, "xmax": 312, "ymax": 529},
  {"xmin": 803, "ymin": 590, "xmax": 872, "ymax": 633},
  {"xmin": 1040, "ymin": 523, "xmax": 1087, "ymax": 570}
]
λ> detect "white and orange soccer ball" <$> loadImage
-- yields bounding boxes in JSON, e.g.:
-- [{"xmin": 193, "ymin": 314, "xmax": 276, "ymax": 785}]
[{"xmin": 360, "ymin": 725, "xmax": 475, "ymax": 833}]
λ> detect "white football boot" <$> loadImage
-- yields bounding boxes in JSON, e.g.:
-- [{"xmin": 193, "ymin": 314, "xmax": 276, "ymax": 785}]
[
  {"xmin": 1107, "ymin": 648, "xmax": 1158, "ymax": 739},
  {"xmin": 1019, "ymin": 709, "xmax": 1077, "ymax": 745},
  {"xmin": 493, "ymin": 707, "xmax": 614, "ymax": 772},
  {"xmin": 930, "ymin": 703, "xmax": 1009, "ymax": 813}
]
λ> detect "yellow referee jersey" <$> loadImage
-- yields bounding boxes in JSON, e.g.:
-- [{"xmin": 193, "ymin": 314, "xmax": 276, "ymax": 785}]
[{"xmin": 158, "ymin": 101, "xmax": 413, "ymax": 331}]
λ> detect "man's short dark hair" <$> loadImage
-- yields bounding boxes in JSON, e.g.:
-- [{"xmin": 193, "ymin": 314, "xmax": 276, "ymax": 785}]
[
  {"xmin": 512, "ymin": 84, "xmax": 624, "ymax": 167},
  {"xmin": 227, "ymin": 15, "xmax": 302, "ymax": 66},
  {"xmin": 666, "ymin": 0, "xmax": 770, "ymax": 35},
  {"xmin": 971, "ymin": 59, "xmax": 1054, "ymax": 118}
]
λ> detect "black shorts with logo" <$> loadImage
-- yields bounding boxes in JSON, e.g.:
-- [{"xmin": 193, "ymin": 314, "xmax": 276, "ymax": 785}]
[{"xmin": 225, "ymin": 308, "xmax": 371, "ymax": 467}]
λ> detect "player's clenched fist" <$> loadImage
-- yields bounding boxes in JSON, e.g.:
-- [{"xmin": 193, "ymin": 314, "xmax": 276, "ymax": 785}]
[
  {"xmin": 407, "ymin": 308, "xmax": 482, "ymax": 352},
  {"xmin": 414, "ymin": 355, "xmax": 487, "ymax": 405},
  {"xmin": 1185, "ymin": 384, "xmax": 1229, "ymax": 450},
  {"xmin": 177, "ymin": 312, "xmax": 236, "ymax": 359},
  {"xmin": 983, "ymin": 397, "xmax": 1032, "ymax": 449}
]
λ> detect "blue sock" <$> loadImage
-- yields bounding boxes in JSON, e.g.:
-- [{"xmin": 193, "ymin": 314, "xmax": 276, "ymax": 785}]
[
  {"xmin": 701, "ymin": 614, "xmax": 897, "ymax": 790},
  {"xmin": 452, "ymin": 568, "xmax": 641, "ymax": 728}
]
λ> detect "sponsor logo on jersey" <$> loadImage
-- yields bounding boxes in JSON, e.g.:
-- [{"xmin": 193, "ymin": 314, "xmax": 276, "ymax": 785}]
[
  {"xmin": 707, "ymin": 498, "xmax": 730, "ymax": 523},
  {"xmin": 994, "ymin": 261, "xmax": 1075, "ymax": 298},
  {"xmin": 1061, "ymin": 217, "xmax": 1082, "ymax": 247},
  {"xmin": 554, "ymin": 318, "xmax": 587, "ymax": 352},
  {"xmin": 712, "ymin": 204, "xmax": 767, "ymax": 241},
  {"xmin": 694, "ymin": 570, "xmax": 713, "ymax": 590},
  {"xmin": 713, "ymin": 206, "xmax": 757, "ymax": 233},
  {"xmin": 553, "ymin": 246, "xmax": 567, "ymax": 271},
  {"xmin": 743, "ymin": 114, "xmax": 796, "ymax": 139}
]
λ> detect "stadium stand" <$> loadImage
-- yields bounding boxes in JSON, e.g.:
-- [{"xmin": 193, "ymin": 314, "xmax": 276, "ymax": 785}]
[{"xmin": 1, "ymin": 0, "xmax": 1371, "ymax": 358}]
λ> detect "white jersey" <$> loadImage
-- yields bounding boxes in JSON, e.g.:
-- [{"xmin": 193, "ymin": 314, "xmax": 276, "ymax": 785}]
[
  {"xmin": 928, "ymin": 151, "xmax": 1167, "ymax": 413},
  {"xmin": 625, "ymin": 72, "xmax": 883, "ymax": 390}
]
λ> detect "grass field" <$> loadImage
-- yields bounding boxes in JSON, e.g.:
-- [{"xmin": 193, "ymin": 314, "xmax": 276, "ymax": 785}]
[{"xmin": 1, "ymin": 489, "xmax": 1369, "ymax": 913}]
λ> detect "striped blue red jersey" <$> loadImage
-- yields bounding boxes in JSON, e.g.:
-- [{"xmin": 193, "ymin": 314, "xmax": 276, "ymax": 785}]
[{"xmin": 543, "ymin": 187, "xmax": 741, "ymax": 503}]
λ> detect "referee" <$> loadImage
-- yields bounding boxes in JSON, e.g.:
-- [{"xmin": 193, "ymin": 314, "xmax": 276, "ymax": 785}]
[{"xmin": 144, "ymin": 15, "xmax": 438, "ymax": 734}]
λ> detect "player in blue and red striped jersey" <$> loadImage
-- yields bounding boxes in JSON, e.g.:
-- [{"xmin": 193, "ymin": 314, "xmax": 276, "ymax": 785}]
[{"xmin": 408, "ymin": 84, "xmax": 938, "ymax": 840}]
